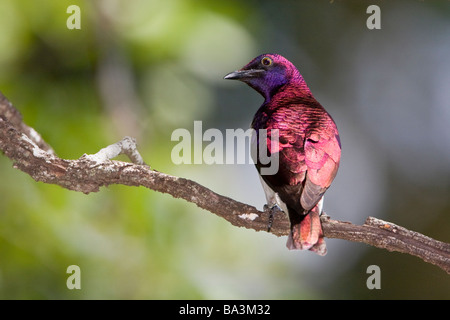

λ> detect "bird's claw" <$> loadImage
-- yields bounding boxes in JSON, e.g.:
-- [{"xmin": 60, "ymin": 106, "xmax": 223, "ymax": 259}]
[{"xmin": 264, "ymin": 204, "xmax": 284, "ymax": 232}]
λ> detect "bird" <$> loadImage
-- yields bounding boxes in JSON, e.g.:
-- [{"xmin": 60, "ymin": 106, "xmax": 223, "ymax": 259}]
[{"xmin": 224, "ymin": 53, "xmax": 341, "ymax": 255}]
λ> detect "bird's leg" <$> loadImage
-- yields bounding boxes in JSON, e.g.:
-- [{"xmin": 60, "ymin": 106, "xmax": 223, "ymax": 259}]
[{"xmin": 263, "ymin": 203, "xmax": 284, "ymax": 232}]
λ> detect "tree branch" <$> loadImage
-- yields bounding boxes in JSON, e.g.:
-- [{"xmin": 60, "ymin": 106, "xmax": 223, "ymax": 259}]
[{"xmin": 1, "ymin": 91, "xmax": 449, "ymax": 274}]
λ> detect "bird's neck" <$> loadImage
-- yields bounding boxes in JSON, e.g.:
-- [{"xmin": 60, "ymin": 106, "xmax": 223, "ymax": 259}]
[{"xmin": 264, "ymin": 78, "xmax": 314, "ymax": 104}]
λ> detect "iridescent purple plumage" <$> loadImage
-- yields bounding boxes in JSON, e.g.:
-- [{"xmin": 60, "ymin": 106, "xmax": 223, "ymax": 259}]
[{"xmin": 225, "ymin": 53, "xmax": 341, "ymax": 255}]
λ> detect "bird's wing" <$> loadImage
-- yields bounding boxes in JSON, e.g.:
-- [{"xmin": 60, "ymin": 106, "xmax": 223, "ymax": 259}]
[{"xmin": 301, "ymin": 130, "xmax": 341, "ymax": 211}]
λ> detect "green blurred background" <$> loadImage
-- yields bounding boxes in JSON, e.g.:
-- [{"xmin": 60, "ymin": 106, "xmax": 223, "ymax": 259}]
[{"xmin": 0, "ymin": 0, "xmax": 449, "ymax": 299}]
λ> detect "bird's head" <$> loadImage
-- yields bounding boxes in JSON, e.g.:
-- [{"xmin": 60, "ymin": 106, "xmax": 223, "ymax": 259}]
[{"xmin": 224, "ymin": 53, "xmax": 306, "ymax": 101}]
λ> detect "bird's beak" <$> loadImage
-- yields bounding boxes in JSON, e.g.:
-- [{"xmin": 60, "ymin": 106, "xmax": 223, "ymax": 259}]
[{"xmin": 224, "ymin": 69, "xmax": 265, "ymax": 80}]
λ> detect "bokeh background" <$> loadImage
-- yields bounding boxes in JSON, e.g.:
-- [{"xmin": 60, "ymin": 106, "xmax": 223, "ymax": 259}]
[{"xmin": 0, "ymin": 0, "xmax": 449, "ymax": 299}]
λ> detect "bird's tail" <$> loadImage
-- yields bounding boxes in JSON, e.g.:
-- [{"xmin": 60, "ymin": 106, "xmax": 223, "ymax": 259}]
[{"xmin": 286, "ymin": 204, "xmax": 327, "ymax": 256}]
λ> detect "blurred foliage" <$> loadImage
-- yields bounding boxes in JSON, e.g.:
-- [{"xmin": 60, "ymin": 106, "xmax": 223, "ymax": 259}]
[{"xmin": 0, "ymin": 0, "xmax": 449, "ymax": 299}]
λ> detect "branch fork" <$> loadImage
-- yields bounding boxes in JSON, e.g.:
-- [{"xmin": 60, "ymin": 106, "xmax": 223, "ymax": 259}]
[{"xmin": 81, "ymin": 136, "xmax": 146, "ymax": 166}]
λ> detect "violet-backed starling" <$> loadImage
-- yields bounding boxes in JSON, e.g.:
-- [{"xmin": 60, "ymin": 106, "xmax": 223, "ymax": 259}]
[{"xmin": 225, "ymin": 53, "xmax": 341, "ymax": 255}]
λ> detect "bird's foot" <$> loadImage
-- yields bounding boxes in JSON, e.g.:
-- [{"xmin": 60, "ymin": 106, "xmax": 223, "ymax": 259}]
[{"xmin": 263, "ymin": 204, "xmax": 284, "ymax": 232}]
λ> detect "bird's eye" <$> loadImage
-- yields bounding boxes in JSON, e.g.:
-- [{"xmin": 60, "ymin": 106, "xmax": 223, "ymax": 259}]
[{"xmin": 261, "ymin": 57, "xmax": 273, "ymax": 66}]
